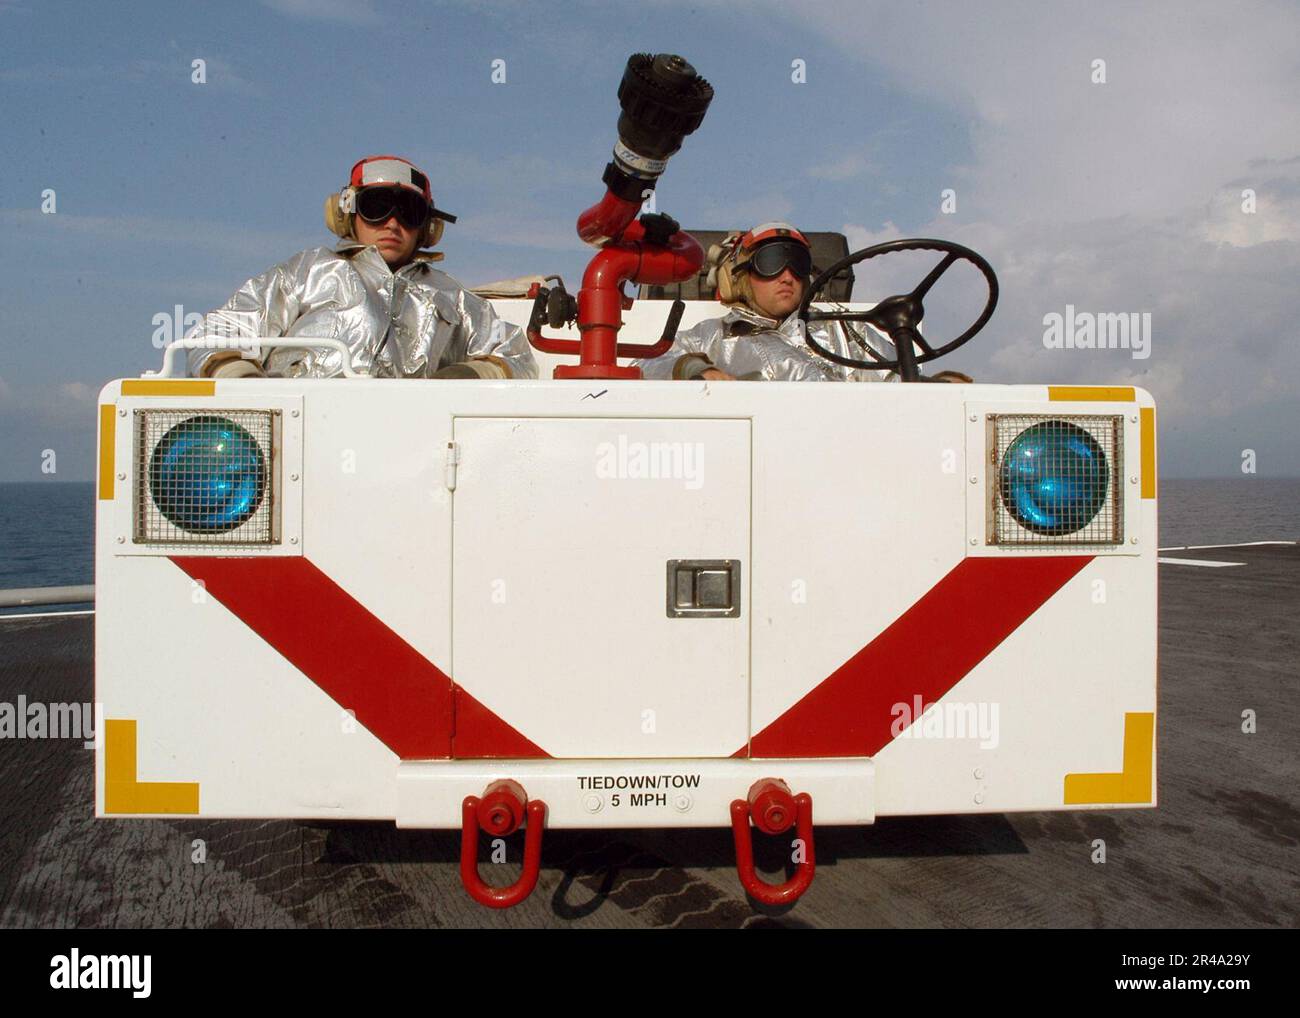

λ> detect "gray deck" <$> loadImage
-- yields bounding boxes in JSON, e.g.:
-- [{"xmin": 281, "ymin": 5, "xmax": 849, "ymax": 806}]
[{"xmin": 1, "ymin": 544, "xmax": 1296, "ymax": 928}]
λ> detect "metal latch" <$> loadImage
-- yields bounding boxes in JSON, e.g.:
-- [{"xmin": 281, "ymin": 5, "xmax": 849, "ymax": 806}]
[
  {"xmin": 444, "ymin": 441, "xmax": 459, "ymax": 491},
  {"xmin": 667, "ymin": 559, "xmax": 741, "ymax": 618}
]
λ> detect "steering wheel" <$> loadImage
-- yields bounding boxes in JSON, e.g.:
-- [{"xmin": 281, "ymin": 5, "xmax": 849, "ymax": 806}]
[{"xmin": 797, "ymin": 238, "xmax": 998, "ymax": 381}]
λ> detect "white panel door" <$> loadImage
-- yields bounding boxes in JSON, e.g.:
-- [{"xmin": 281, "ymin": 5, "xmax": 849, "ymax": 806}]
[{"xmin": 452, "ymin": 417, "xmax": 750, "ymax": 758}]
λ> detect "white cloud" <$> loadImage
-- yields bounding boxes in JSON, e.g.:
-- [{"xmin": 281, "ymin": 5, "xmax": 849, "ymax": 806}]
[
  {"xmin": 1200, "ymin": 183, "xmax": 1300, "ymax": 247},
  {"xmin": 754, "ymin": 0, "xmax": 1300, "ymax": 474},
  {"xmin": 787, "ymin": 0, "xmax": 1300, "ymax": 224},
  {"xmin": 58, "ymin": 382, "xmax": 96, "ymax": 403},
  {"xmin": 842, "ymin": 221, "xmax": 904, "ymax": 249}
]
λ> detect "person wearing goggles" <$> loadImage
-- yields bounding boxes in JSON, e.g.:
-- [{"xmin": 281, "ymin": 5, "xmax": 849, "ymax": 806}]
[
  {"xmin": 187, "ymin": 155, "xmax": 537, "ymax": 380},
  {"xmin": 635, "ymin": 222, "xmax": 969, "ymax": 382},
  {"xmin": 634, "ymin": 223, "xmax": 840, "ymax": 382}
]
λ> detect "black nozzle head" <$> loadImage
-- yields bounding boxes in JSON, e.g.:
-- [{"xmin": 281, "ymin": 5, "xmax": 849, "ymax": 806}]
[
  {"xmin": 648, "ymin": 53, "xmax": 698, "ymax": 91},
  {"xmin": 616, "ymin": 52, "xmax": 714, "ymax": 163}
]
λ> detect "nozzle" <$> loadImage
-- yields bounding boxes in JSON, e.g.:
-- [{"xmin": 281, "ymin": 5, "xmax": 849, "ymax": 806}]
[
  {"xmin": 616, "ymin": 53, "xmax": 713, "ymax": 162},
  {"xmin": 603, "ymin": 53, "xmax": 713, "ymax": 201},
  {"xmin": 579, "ymin": 53, "xmax": 713, "ymax": 246}
]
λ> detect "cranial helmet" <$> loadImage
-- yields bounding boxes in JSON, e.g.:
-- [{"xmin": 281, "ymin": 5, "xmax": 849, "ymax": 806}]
[
  {"xmin": 324, "ymin": 155, "xmax": 458, "ymax": 254},
  {"xmin": 713, "ymin": 221, "xmax": 812, "ymax": 313}
]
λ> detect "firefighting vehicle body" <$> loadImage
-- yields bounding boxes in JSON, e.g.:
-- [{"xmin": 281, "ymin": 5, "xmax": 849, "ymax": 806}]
[{"xmin": 93, "ymin": 54, "xmax": 1157, "ymax": 909}]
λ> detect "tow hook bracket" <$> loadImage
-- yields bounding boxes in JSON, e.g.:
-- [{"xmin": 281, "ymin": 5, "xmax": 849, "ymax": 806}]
[
  {"xmin": 730, "ymin": 778, "xmax": 816, "ymax": 906},
  {"xmin": 460, "ymin": 780, "xmax": 546, "ymax": 908}
]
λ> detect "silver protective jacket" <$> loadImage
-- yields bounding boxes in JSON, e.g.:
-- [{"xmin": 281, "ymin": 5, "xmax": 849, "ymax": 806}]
[
  {"xmin": 186, "ymin": 241, "xmax": 538, "ymax": 379},
  {"xmin": 632, "ymin": 306, "xmax": 903, "ymax": 381}
]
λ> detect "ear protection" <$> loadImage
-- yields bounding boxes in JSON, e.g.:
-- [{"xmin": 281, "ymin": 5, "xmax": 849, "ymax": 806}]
[
  {"xmin": 709, "ymin": 232, "xmax": 746, "ymax": 304},
  {"xmin": 324, "ymin": 188, "xmax": 446, "ymax": 249}
]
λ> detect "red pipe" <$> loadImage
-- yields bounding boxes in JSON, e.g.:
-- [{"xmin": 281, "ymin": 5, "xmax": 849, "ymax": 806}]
[
  {"xmin": 540, "ymin": 187, "xmax": 705, "ymax": 377},
  {"xmin": 553, "ymin": 220, "xmax": 703, "ymax": 379},
  {"xmin": 576, "ymin": 187, "xmax": 642, "ymax": 247}
]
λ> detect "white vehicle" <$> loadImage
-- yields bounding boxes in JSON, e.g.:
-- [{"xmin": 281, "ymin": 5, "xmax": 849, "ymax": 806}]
[
  {"xmin": 93, "ymin": 282, "xmax": 1157, "ymax": 909},
  {"xmin": 93, "ymin": 54, "xmax": 1157, "ymax": 910}
]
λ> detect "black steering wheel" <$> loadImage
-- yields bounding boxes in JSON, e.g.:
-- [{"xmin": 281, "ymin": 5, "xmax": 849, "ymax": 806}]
[{"xmin": 798, "ymin": 238, "xmax": 998, "ymax": 381}]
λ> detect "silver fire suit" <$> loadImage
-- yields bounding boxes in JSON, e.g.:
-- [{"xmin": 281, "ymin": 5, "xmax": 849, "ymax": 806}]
[
  {"xmin": 186, "ymin": 241, "xmax": 538, "ymax": 379},
  {"xmin": 633, "ymin": 306, "xmax": 905, "ymax": 381}
]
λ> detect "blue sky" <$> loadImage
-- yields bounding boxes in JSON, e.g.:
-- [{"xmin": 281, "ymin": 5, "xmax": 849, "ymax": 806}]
[{"xmin": 2, "ymin": 0, "xmax": 1297, "ymax": 480}]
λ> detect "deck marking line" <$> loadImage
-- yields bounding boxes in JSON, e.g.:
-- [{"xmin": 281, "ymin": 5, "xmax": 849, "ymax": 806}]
[
  {"xmin": 1157, "ymin": 557, "xmax": 1245, "ymax": 568},
  {"xmin": 1183, "ymin": 540, "xmax": 1294, "ymax": 550},
  {"xmin": 1158, "ymin": 541, "xmax": 1297, "ymax": 551},
  {"xmin": 0, "ymin": 609, "xmax": 96, "ymax": 620}
]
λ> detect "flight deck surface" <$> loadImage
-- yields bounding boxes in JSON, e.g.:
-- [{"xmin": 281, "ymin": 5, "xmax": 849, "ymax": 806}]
[{"xmin": 0, "ymin": 543, "xmax": 1294, "ymax": 928}]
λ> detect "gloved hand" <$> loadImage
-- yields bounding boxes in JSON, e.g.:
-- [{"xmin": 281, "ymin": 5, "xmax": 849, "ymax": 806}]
[
  {"xmin": 433, "ymin": 358, "xmax": 509, "ymax": 380},
  {"xmin": 431, "ymin": 362, "xmax": 479, "ymax": 379},
  {"xmin": 674, "ymin": 354, "xmax": 715, "ymax": 380},
  {"xmin": 210, "ymin": 357, "xmax": 266, "ymax": 379}
]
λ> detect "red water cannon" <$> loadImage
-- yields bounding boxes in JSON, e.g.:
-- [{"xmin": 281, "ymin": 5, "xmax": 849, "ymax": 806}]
[{"xmin": 528, "ymin": 53, "xmax": 713, "ymax": 379}]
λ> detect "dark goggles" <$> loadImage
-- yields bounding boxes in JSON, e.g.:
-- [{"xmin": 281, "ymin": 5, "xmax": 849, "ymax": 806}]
[
  {"xmin": 742, "ymin": 239, "xmax": 813, "ymax": 279},
  {"xmin": 355, "ymin": 187, "xmax": 432, "ymax": 229}
]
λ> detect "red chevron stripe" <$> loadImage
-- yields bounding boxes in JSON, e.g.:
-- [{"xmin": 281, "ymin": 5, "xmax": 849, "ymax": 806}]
[
  {"xmin": 452, "ymin": 687, "xmax": 550, "ymax": 758},
  {"xmin": 745, "ymin": 555, "xmax": 1092, "ymax": 758},
  {"xmin": 170, "ymin": 556, "xmax": 546, "ymax": 760}
]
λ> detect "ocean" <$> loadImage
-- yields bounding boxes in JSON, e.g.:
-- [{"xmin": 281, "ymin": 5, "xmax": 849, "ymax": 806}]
[
  {"xmin": 0, "ymin": 483, "xmax": 97, "ymax": 591},
  {"xmin": 0, "ymin": 478, "xmax": 1296, "ymax": 600}
]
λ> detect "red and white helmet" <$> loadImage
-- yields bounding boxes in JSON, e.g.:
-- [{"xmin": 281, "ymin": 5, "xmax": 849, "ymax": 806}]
[
  {"xmin": 735, "ymin": 221, "xmax": 811, "ymax": 257},
  {"xmin": 349, "ymin": 155, "xmax": 433, "ymax": 202},
  {"xmin": 325, "ymin": 154, "xmax": 456, "ymax": 248},
  {"xmin": 715, "ymin": 221, "xmax": 813, "ymax": 308}
]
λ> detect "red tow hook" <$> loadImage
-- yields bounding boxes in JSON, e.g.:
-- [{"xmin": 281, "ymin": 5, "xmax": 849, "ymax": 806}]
[
  {"xmin": 460, "ymin": 780, "xmax": 546, "ymax": 909},
  {"xmin": 730, "ymin": 779, "xmax": 816, "ymax": 906}
]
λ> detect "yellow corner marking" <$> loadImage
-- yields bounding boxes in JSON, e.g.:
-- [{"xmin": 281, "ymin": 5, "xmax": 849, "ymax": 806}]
[
  {"xmin": 1140, "ymin": 407, "xmax": 1156, "ymax": 499},
  {"xmin": 1064, "ymin": 712, "xmax": 1155, "ymax": 804},
  {"xmin": 1048, "ymin": 386, "xmax": 1136, "ymax": 402},
  {"xmin": 98, "ymin": 405, "xmax": 116, "ymax": 501},
  {"xmin": 120, "ymin": 379, "xmax": 215, "ymax": 396},
  {"xmin": 104, "ymin": 719, "xmax": 200, "ymax": 814}
]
